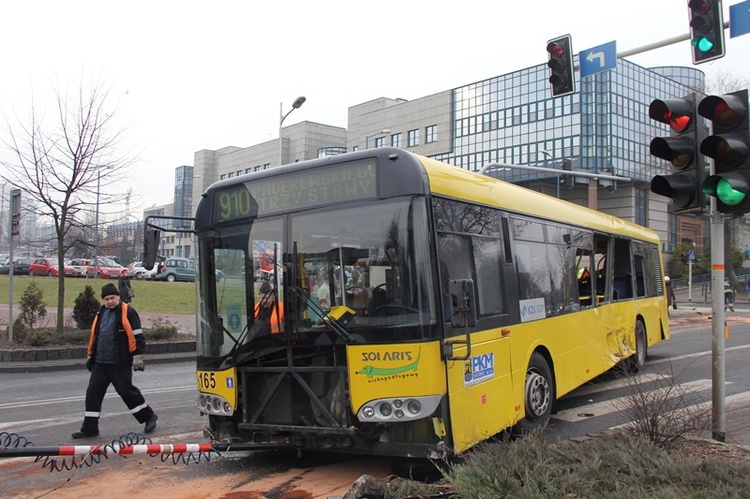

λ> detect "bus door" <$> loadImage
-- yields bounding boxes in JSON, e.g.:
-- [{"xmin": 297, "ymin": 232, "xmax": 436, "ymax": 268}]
[
  {"xmin": 595, "ymin": 235, "xmax": 635, "ymax": 370},
  {"xmin": 437, "ymin": 217, "xmax": 514, "ymax": 452}
]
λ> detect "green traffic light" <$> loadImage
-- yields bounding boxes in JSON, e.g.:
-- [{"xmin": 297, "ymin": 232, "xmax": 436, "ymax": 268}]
[
  {"xmin": 715, "ymin": 178, "xmax": 747, "ymax": 205},
  {"xmin": 693, "ymin": 36, "xmax": 714, "ymax": 53}
]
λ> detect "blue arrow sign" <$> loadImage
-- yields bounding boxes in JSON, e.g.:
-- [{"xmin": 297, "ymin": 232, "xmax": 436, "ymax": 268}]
[
  {"xmin": 730, "ymin": 0, "xmax": 750, "ymax": 38},
  {"xmin": 579, "ymin": 40, "xmax": 617, "ymax": 78}
]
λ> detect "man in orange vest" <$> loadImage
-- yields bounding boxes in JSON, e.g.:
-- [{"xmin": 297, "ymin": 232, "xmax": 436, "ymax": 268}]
[
  {"xmin": 254, "ymin": 282, "xmax": 284, "ymax": 335},
  {"xmin": 71, "ymin": 283, "xmax": 158, "ymax": 439}
]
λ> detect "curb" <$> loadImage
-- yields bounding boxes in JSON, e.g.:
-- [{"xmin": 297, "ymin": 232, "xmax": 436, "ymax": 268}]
[{"xmin": 0, "ymin": 341, "xmax": 196, "ymax": 373}]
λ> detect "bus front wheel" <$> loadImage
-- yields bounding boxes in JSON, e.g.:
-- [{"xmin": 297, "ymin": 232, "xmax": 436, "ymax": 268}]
[{"xmin": 515, "ymin": 352, "xmax": 553, "ymax": 434}]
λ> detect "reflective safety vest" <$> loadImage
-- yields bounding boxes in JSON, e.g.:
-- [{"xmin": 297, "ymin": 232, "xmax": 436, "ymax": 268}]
[
  {"xmin": 87, "ymin": 303, "xmax": 137, "ymax": 356},
  {"xmin": 254, "ymin": 302, "xmax": 285, "ymax": 334}
]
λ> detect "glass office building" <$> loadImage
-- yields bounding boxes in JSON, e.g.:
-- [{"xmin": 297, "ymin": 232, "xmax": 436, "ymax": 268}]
[{"xmin": 351, "ymin": 58, "xmax": 705, "ymax": 255}]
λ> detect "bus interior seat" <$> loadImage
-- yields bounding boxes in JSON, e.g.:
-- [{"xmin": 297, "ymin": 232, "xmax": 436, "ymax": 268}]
[
  {"xmin": 369, "ymin": 286, "xmax": 387, "ymax": 316},
  {"xmin": 613, "ymin": 273, "xmax": 633, "ymax": 301},
  {"xmin": 578, "ymin": 277, "xmax": 592, "ymax": 305}
]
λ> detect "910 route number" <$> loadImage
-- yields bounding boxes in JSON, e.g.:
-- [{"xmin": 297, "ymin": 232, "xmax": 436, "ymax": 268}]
[{"xmin": 197, "ymin": 371, "xmax": 216, "ymax": 390}]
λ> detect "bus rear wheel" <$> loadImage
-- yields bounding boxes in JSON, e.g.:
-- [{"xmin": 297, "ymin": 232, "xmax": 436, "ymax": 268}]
[
  {"xmin": 515, "ymin": 352, "xmax": 553, "ymax": 435},
  {"xmin": 626, "ymin": 320, "xmax": 647, "ymax": 373}
]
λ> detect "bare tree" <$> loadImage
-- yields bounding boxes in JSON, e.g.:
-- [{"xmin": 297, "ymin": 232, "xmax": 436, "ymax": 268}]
[{"xmin": 1, "ymin": 75, "xmax": 136, "ymax": 333}]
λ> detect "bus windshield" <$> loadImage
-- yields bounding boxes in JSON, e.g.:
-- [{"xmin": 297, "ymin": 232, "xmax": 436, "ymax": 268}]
[{"xmin": 196, "ymin": 197, "xmax": 438, "ymax": 361}]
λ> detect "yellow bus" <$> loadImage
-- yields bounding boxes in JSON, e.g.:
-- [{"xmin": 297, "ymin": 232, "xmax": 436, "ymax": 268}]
[{"xmin": 145, "ymin": 148, "xmax": 669, "ymax": 458}]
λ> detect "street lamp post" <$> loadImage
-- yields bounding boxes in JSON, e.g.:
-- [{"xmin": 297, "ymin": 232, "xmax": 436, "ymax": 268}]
[
  {"xmin": 365, "ymin": 129, "xmax": 392, "ymax": 149},
  {"xmin": 278, "ymin": 96, "xmax": 306, "ymax": 167}
]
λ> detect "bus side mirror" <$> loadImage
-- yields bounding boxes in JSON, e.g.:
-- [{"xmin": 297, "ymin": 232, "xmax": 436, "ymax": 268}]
[
  {"xmin": 143, "ymin": 227, "xmax": 161, "ymax": 270},
  {"xmin": 449, "ymin": 279, "xmax": 477, "ymax": 328}
]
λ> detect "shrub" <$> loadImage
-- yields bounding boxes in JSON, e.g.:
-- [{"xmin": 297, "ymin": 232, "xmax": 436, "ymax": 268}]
[
  {"xmin": 614, "ymin": 362, "xmax": 711, "ymax": 448},
  {"xmin": 18, "ymin": 282, "xmax": 47, "ymax": 330},
  {"xmin": 72, "ymin": 285, "xmax": 100, "ymax": 329},
  {"xmin": 148, "ymin": 323, "xmax": 178, "ymax": 341},
  {"xmin": 27, "ymin": 329, "xmax": 53, "ymax": 347},
  {"xmin": 6, "ymin": 318, "xmax": 28, "ymax": 343},
  {"xmin": 59, "ymin": 329, "xmax": 90, "ymax": 345}
]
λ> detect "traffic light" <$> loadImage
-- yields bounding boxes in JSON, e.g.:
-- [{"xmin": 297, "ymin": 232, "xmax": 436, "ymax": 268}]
[
  {"xmin": 700, "ymin": 89, "xmax": 750, "ymax": 214},
  {"xmin": 649, "ymin": 94, "xmax": 706, "ymax": 213},
  {"xmin": 562, "ymin": 159, "xmax": 574, "ymax": 188},
  {"xmin": 546, "ymin": 35, "xmax": 575, "ymax": 98},
  {"xmin": 10, "ymin": 188, "xmax": 21, "ymax": 237},
  {"xmin": 688, "ymin": 0, "xmax": 725, "ymax": 64}
]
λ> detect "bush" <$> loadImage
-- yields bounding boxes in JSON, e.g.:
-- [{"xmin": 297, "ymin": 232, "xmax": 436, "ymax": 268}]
[
  {"xmin": 27, "ymin": 329, "xmax": 53, "ymax": 347},
  {"xmin": 614, "ymin": 362, "xmax": 711, "ymax": 448},
  {"xmin": 72, "ymin": 285, "xmax": 100, "ymax": 329},
  {"xmin": 18, "ymin": 282, "xmax": 47, "ymax": 330},
  {"xmin": 6, "ymin": 318, "xmax": 28, "ymax": 343},
  {"xmin": 58, "ymin": 329, "xmax": 90, "ymax": 345},
  {"xmin": 147, "ymin": 320, "xmax": 178, "ymax": 341}
]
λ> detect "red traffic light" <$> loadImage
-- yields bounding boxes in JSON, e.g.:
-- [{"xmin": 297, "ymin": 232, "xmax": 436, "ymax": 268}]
[
  {"xmin": 546, "ymin": 35, "xmax": 575, "ymax": 98},
  {"xmin": 698, "ymin": 94, "xmax": 745, "ymax": 129},
  {"xmin": 547, "ymin": 42, "xmax": 564, "ymax": 58},
  {"xmin": 688, "ymin": 0, "xmax": 711, "ymax": 15},
  {"xmin": 649, "ymin": 99, "xmax": 693, "ymax": 133}
]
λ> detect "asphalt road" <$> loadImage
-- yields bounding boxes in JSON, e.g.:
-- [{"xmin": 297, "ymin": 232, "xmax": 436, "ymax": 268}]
[
  {"xmin": 2, "ymin": 315, "xmax": 750, "ymax": 497},
  {"xmin": 1, "ymin": 360, "xmax": 203, "ymax": 446}
]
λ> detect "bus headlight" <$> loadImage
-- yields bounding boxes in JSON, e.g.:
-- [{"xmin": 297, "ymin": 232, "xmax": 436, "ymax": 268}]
[
  {"xmin": 197, "ymin": 393, "xmax": 235, "ymax": 416},
  {"xmin": 356, "ymin": 395, "xmax": 441, "ymax": 423}
]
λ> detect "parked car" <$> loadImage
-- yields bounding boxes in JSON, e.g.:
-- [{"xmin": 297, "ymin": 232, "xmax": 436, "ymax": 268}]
[
  {"xmin": 0, "ymin": 259, "xmax": 10, "ymax": 275},
  {"xmin": 12, "ymin": 258, "xmax": 32, "ymax": 275},
  {"xmin": 127, "ymin": 261, "xmax": 160, "ymax": 280},
  {"xmin": 153, "ymin": 257, "xmax": 195, "ymax": 282},
  {"xmin": 68, "ymin": 258, "xmax": 91, "ymax": 277},
  {"xmin": 86, "ymin": 257, "xmax": 125, "ymax": 279},
  {"xmin": 29, "ymin": 257, "xmax": 77, "ymax": 277}
]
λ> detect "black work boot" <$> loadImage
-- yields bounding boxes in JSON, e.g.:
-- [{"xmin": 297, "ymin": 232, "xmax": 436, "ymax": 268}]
[
  {"xmin": 144, "ymin": 414, "xmax": 158, "ymax": 433},
  {"xmin": 71, "ymin": 429, "xmax": 99, "ymax": 439}
]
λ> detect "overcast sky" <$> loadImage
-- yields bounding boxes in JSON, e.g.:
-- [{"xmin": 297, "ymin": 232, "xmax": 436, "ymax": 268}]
[{"xmin": 2, "ymin": 0, "xmax": 750, "ymax": 219}]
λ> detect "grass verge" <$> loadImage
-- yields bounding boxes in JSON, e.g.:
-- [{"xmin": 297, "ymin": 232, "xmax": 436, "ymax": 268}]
[
  {"xmin": 0, "ymin": 275, "xmax": 196, "ymax": 315},
  {"xmin": 385, "ymin": 432, "xmax": 750, "ymax": 498}
]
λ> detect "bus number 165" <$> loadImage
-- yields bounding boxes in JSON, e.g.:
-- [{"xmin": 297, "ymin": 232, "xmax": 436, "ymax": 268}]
[{"xmin": 197, "ymin": 372, "xmax": 216, "ymax": 390}]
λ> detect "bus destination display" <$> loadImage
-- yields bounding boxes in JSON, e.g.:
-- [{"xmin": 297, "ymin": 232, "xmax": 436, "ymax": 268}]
[{"xmin": 212, "ymin": 160, "xmax": 377, "ymax": 223}]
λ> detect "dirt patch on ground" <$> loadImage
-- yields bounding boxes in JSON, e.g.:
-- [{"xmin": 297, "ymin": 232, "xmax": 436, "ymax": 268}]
[{"xmin": 1, "ymin": 438, "xmax": 393, "ymax": 498}]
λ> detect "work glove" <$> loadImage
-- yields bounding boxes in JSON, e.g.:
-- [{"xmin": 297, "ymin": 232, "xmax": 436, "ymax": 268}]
[
  {"xmin": 133, "ymin": 354, "xmax": 145, "ymax": 372},
  {"xmin": 86, "ymin": 356, "xmax": 94, "ymax": 372}
]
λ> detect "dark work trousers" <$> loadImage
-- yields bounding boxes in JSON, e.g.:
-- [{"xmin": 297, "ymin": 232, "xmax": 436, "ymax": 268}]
[{"xmin": 81, "ymin": 362, "xmax": 155, "ymax": 433}]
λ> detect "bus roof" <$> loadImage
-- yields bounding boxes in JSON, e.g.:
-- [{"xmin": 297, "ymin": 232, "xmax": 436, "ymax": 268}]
[
  {"xmin": 416, "ymin": 153, "xmax": 661, "ymax": 245},
  {"xmin": 196, "ymin": 147, "xmax": 660, "ymax": 245}
]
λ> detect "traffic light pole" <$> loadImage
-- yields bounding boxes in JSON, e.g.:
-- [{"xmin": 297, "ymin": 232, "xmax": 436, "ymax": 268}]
[
  {"xmin": 710, "ymin": 204, "xmax": 726, "ymax": 442},
  {"xmin": 610, "ymin": 21, "xmax": 729, "ymax": 65},
  {"xmin": 7, "ymin": 209, "xmax": 14, "ymax": 345}
]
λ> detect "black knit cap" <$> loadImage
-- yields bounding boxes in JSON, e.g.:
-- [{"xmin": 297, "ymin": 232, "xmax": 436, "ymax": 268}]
[{"xmin": 101, "ymin": 283, "xmax": 120, "ymax": 298}]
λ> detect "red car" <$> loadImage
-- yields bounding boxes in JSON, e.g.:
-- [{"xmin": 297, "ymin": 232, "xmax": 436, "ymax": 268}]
[
  {"xmin": 28, "ymin": 257, "xmax": 77, "ymax": 277},
  {"xmin": 86, "ymin": 257, "xmax": 125, "ymax": 278}
]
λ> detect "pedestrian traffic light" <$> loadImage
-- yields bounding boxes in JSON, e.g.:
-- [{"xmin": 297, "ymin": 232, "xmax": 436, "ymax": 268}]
[
  {"xmin": 700, "ymin": 89, "xmax": 750, "ymax": 214},
  {"xmin": 649, "ymin": 94, "xmax": 706, "ymax": 213},
  {"xmin": 546, "ymin": 35, "xmax": 575, "ymax": 98},
  {"xmin": 688, "ymin": 0, "xmax": 725, "ymax": 64},
  {"xmin": 562, "ymin": 159, "xmax": 574, "ymax": 188}
]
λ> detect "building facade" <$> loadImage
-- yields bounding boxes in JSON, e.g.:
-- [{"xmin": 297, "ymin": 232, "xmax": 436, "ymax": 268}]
[
  {"xmin": 346, "ymin": 59, "xmax": 710, "ymax": 262},
  {"xmin": 165, "ymin": 58, "xmax": 746, "ymax": 265}
]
